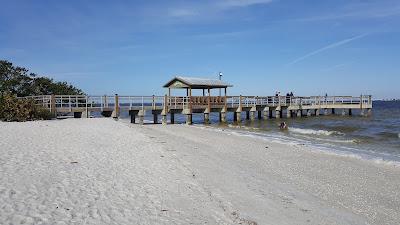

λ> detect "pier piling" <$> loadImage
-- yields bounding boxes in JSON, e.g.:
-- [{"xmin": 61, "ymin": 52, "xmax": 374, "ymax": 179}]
[
  {"xmin": 297, "ymin": 110, "xmax": 302, "ymax": 117},
  {"xmin": 204, "ymin": 113, "xmax": 210, "ymax": 124},
  {"xmin": 153, "ymin": 114, "xmax": 158, "ymax": 124},
  {"xmin": 250, "ymin": 111, "xmax": 256, "ymax": 121},
  {"xmin": 236, "ymin": 112, "xmax": 242, "ymax": 123},
  {"xmin": 286, "ymin": 110, "xmax": 291, "ymax": 118},
  {"xmin": 221, "ymin": 112, "xmax": 226, "ymax": 123},
  {"xmin": 186, "ymin": 114, "xmax": 193, "ymax": 125}
]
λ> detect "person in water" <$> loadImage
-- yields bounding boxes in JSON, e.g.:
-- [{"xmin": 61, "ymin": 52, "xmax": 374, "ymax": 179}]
[{"xmin": 280, "ymin": 122, "xmax": 288, "ymax": 130}]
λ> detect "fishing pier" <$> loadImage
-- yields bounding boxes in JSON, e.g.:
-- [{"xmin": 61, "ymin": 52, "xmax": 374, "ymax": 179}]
[{"xmin": 24, "ymin": 76, "xmax": 373, "ymax": 124}]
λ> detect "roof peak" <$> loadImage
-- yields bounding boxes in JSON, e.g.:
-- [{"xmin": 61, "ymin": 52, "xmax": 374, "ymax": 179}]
[{"xmin": 163, "ymin": 76, "xmax": 233, "ymax": 89}]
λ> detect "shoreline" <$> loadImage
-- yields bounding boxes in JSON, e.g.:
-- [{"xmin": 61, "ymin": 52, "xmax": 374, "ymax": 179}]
[
  {"xmin": 188, "ymin": 123, "xmax": 400, "ymax": 168},
  {"xmin": 1, "ymin": 118, "xmax": 399, "ymax": 224}
]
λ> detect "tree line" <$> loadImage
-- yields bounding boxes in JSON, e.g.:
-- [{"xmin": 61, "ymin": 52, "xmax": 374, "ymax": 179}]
[
  {"xmin": 0, "ymin": 60, "xmax": 84, "ymax": 96},
  {"xmin": 0, "ymin": 60, "xmax": 84, "ymax": 121}
]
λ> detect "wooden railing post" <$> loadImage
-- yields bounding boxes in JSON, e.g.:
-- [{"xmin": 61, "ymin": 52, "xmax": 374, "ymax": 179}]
[
  {"xmin": 68, "ymin": 96, "xmax": 72, "ymax": 112},
  {"xmin": 85, "ymin": 95, "xmax": 89, "ymax": 118},
  {"xmin": 207, "ymin": 94, "xmax": 211, "ymax": 114},
  {"xmin": 161, "ymin": 95, "xmax": 168, "ymax": 125},
  {"xmin": 103, "ymin": 95, "xmax": 107, "ymax": 109},
  {"xmin": 50, "ymin": 94, "xmax": 56, "ymax": 117},
  {"xmin": 113, "ymin": 94, "xmax": 119, "ymax": 118}
]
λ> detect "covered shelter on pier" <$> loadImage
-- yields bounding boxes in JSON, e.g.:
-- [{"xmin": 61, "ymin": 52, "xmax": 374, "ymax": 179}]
[
  {"xmin": 163, "ymin": 76, "xmax": 233, "ymax": 124},
  {"xmin": 163, "ymin": 76, "xmax": 233, "ymax": 97}
]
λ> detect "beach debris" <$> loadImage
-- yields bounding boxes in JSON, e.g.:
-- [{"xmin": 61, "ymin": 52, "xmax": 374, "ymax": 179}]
[
  {"xmin": 70, "ymin": 161, "xmax": 78, "ymax": 164},
  {"xmin": 160, "ymin": 155, "xmax": 164, "ymax": 158},
  {"xmin": 265, "ymin": 146, "xmax": 269, "ymax": 149},
  {"xmin": 161, "ymin": 209, "xmax": 168, "ymax": 212}
]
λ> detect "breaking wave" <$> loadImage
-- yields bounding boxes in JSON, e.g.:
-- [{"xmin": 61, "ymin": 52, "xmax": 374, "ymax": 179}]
[{"xmin": 289, "ymin": 127, "xmax": 344, "ymax": 136}]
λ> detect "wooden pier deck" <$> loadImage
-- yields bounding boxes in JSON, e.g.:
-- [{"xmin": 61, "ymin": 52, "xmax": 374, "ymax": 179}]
[{"xmin": 24, "ymin": 94, "xmax": 373, "ymax": 124}]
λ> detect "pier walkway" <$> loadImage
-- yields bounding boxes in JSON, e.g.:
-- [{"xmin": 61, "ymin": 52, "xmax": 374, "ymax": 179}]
[{"xmin": 24, "ymin": 94, "xmax": 372, "ymax": 124}]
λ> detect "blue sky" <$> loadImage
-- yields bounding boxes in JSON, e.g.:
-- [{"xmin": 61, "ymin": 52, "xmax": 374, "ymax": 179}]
[{"xmin": 1, "ymin": 0, "xmax": 399, "ymax": 98}]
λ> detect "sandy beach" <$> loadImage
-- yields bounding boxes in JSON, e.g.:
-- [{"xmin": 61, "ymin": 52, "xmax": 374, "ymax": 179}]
[{"xmin": 1, "ymin": 118, "xmax": 399, "ymax": 225}]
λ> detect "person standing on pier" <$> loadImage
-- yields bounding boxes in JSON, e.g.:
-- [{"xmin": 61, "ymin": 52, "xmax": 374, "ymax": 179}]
[{"xmin": 286, "ymin": 93, "xmax": 290, "ymax": 104}]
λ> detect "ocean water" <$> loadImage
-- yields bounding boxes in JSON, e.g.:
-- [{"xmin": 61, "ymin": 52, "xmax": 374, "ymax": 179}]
[{"xmin": 119, "ymin": 101, "xmax": 400, "ymax": 164}]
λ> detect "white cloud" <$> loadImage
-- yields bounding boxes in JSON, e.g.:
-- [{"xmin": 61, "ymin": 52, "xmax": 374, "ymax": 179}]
[{"xmin": 165, "ymin": 0, "xmax": 274, "ymax": 19}]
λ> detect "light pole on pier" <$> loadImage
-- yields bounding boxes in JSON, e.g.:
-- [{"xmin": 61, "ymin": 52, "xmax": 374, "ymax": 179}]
[{"xmin": 219, "ymin": 72, "xmax": 223, "ymax": 96}]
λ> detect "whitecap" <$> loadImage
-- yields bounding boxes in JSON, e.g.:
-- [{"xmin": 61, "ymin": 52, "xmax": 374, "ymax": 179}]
[{"xmin": 288, "ymin": 127, "xmax": 343, "ymax": 136}]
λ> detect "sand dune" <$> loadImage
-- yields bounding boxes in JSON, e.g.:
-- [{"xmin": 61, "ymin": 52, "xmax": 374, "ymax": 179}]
[{"xmin": 1, "ymin": 118, "xmax": 399, "ymax": 225}]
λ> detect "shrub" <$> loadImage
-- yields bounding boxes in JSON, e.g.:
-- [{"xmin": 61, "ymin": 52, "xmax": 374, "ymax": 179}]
[
  {"xmin": 32, "ymin": 106, "xmax": 54, "ymax": 120},
  {"xmin": 0, "ymin": 94, "xmax": 54, "ymax": 122}
]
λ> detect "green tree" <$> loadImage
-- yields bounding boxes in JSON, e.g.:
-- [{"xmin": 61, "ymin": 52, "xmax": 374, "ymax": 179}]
[{"xmin": 0, "ymin": 60, "xmax": 84, "ymax": 96}]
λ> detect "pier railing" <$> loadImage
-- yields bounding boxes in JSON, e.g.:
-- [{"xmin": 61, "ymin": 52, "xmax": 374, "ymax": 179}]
[{"xmin": 19, "ymin": 94, "xmax": 372, "ymax": 113}]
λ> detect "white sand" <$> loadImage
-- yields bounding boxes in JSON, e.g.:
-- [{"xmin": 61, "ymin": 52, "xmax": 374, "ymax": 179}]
[{"xmin": 1, "ymin": 118, "xmax": 399, "ymax": 225}]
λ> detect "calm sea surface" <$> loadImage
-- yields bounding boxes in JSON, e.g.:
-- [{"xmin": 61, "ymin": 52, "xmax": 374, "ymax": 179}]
[{"xmin": 120, "ymin": 101, "xmax": 400, "ymax": 164}]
